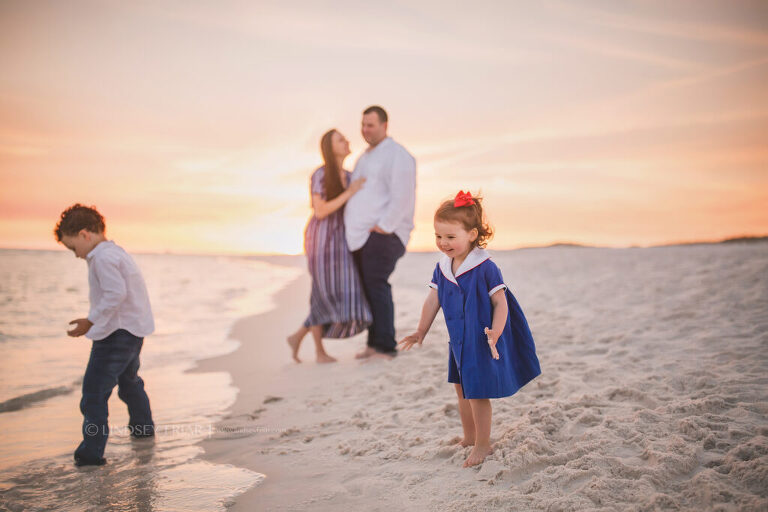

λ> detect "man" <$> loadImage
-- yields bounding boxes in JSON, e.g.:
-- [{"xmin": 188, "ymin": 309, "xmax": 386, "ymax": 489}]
[{"xmin": 345, "ymin": 105, "xmax": 417, "ymax": 360}]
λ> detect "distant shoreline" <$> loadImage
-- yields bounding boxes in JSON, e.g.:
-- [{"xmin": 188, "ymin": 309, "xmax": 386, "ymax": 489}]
[
  {"xmin": 1, "ymin": 234, "xmax": 766, "ymax": 257},
  {"xmin": 512, "ymin": 235, "xmax": 768, "ymax": 251}
]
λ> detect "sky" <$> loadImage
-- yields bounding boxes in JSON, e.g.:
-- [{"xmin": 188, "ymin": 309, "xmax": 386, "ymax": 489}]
[{"xmin": 1, "ymin": 0, "xmax": 767, "ymax": 255}]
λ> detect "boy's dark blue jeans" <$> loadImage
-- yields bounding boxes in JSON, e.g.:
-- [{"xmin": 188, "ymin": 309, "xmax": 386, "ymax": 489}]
[
  {"xmin": 75, "ymin": 329, "xmax": 154, "ymax": 462},
  {"xmin": 352, "ymin": 232, "xmax": 406, "ymax": 355}
]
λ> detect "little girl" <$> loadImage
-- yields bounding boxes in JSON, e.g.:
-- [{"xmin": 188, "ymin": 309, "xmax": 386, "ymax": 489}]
[{"xmin": 399, "ymin": 190, "xmax": 541, "ymax": 467}]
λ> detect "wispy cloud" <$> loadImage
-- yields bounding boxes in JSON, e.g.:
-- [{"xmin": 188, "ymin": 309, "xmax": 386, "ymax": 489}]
[
  {"xmin": 0, "ymin": 143, "xmax": 47, "ymax": 157},
  {"xmin": 542, "ymin": 33, "xmax": 710, "ymax": 72},
  {"xmin": 589, "ymin": 8, "xmax": 768, "ymax": 48},
  {"xmin": 416, "ymin": 108, "xmax": 768, "ymax": 176},
  {"xmin": 111, "ymin": 1, "xmax": 536, "ymax": 63},
  {"xmin": 547, "ymin": 0, "xmax": 768, "ymax": 48},
  {"xmin": 638, "ymin": 56, "xmax": 768, "ymax": 94}
]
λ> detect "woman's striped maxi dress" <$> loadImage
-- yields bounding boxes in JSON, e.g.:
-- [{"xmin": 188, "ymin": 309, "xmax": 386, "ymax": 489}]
[{"xmin": 303, "ymin": 167, "xmax": 372, "ymax": 338}]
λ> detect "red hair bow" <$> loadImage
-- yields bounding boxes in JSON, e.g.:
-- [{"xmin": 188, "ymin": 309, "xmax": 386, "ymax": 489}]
[{"xmin": 454, "ymin": 190, "xmax": 475, "ymax": 207}]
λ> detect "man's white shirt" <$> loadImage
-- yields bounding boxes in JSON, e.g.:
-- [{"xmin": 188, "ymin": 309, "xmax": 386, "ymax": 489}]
[
  {"xmin": 344, "ymin": 137, "xmax": 416, "ymax": 251},
  {"xmin": 85, "ymin": 241, "xmax": 155, "ymax": 341}
]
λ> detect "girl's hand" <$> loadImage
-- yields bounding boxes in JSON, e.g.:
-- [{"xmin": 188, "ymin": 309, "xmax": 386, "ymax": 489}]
[
  {"xmin": 398, "ymin": 331, "xmax": 425, "ymax": 351},
  {"xmin": 484, "ymin": 327, "xmax": 500, "ymax": 360}
]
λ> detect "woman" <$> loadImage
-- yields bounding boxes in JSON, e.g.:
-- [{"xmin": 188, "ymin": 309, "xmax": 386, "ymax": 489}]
[{"xmin": 287, "ymin": 129, "xmax": 372, "ymax": 363}]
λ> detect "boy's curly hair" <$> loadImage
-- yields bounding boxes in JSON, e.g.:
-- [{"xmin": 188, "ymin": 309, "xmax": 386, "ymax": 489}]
[
  {"xmin": 54, "ymin": 204, "xmax": 105, "ymax": 242},
  {"xmin": 434, "ymin": 192, "xmax": 493, "ymax": 248}
]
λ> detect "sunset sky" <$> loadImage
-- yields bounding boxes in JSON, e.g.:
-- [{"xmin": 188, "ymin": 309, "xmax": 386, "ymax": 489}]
[{"xmin": 1, "ymin": 1, "xmax": 767, "ymax": 255}]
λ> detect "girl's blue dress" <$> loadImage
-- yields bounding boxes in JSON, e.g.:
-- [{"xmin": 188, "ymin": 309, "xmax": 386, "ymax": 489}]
[{"xmin": 430, "ymin": 247, "xmax": 541, "ymax": 399}]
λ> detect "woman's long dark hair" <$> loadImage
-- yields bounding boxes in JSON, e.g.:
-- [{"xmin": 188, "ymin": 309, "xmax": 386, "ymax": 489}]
[{"xmin": 320, "ymin": 129, "xmax": 344, "ymax": 201}]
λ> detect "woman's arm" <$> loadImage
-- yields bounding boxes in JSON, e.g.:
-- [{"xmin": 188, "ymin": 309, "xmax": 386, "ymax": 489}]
[
  {"xmin": 398, "ymin": 288, "xmax": 440, "ymax": 350},
  {"xmin": 312, "ymin": 178, "xmax": 366, "ymax": 219}
]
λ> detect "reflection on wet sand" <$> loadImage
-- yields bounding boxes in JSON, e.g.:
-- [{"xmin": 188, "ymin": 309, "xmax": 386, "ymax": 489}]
[{"xmin": 1, "ymin": 433, "xmax": 261, "ymax": 511}]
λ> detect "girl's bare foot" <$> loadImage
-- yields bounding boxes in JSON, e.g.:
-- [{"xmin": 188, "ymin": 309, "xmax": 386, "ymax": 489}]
[
  {"xmin": 444, "ymin": 435, "xmax": 473, "ymax": 447},
  {"xmin": 286, "ymin": 334, "xmax": 302, "ymax": 363},
  {"xmin": 316, "ymin": 353, "xmax": 337, "ymax": 364},
  {"xmin": 463, "ymin": 444, "xmax": 493, "ymax": 467},
  {"xmin": 355, "ymin": 346, "xmax": 377, "ymax": 359}
]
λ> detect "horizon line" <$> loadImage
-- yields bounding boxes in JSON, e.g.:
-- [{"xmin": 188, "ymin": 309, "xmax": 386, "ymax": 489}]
[{"xmin": 2, "ymin": 233, "xmax": 766, "ymax": 259}]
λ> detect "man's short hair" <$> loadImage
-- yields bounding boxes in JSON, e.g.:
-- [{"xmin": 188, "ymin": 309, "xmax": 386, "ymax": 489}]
[
  {"xmin": 54, "ymin": 204, "xmax": 105, "ymax": 241},
  {"xmin": 363, "ymin": 105, "xmax": 388, "ymax": 123}
]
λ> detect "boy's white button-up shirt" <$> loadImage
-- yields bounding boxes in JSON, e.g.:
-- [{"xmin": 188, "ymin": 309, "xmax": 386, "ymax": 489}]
[
  {"xmin": 85, "ymin": 241, "xmax": 155, "ymax": 341},
  {"xmin": 344, "ymin": 137, "xmax": 416, "ymax": 252}
]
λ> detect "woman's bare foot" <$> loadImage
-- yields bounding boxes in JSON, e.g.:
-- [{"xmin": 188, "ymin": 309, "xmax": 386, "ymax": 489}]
[
  {"xmin": 316, "ymin": 353, "xmax": 337, "ymax": 364},
  {"xmin": 458, "ymin": 437, "xmax": 475, "ymax": 448},
  {"xmin": 286, "ymin": 334, "xmax": 302, "ymax": 363},
  {"xmin": 463, "ymin": 444, "xmax": 493, "ymax": 467},
  {"xmin": 355, "ymin": 346, "xmax": 377, "ymax": 359}
]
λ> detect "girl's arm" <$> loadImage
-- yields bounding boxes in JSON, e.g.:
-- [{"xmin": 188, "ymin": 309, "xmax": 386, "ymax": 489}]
[
  {"xmin": 485, "ymin": 289, "xmax": 509, "ymax": 357},
  {"xmin": 312, "ymin": 178, "xmax": 366, "ymax": 219},
  {"xmin": 398, "ymin": 288, "xmax": 440, "ymax": 351}
]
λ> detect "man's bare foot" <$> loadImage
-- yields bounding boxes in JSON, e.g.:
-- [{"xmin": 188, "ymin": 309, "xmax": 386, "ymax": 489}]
[
  {"xmin": 316, "ymin": 353, "xmax": 337, "ymax": 364},
  {"xmin": 355, "ymin": 347, "xmax": 377, "ymax": 359},
  {"xmin": 286, "ymin": 334, "xmax": 302, "ymax": 363},
  {"xmin": 463, "ymin": 444, "xmax": 493, "ymax": 467},
  {"xmin": 366, "ymin": 352, "xmax": 394, "ymax": 361}
]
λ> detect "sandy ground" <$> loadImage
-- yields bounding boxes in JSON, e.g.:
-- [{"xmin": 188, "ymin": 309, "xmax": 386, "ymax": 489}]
[{"xmin": 196, "ymin": 244, "xmax": 768, "ymax": 511}]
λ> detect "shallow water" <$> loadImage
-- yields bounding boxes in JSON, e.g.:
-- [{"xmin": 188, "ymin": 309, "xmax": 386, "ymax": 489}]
[{"xmin": 0, "ymin": 249, "xmax": 301, "ymax": 511}]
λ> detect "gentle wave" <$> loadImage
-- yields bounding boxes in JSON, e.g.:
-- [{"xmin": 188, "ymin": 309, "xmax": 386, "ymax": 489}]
[
  {"xmin": 0, "ymin": 251, "xmax": 301, "ymax": 510},
  {"xmin": 0, "ymin": 384, "xmax": 77, "ymax": 413}
]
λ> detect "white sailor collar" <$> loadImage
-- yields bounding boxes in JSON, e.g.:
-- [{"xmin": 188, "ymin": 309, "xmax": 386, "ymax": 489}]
[{"xmin": 439, "ymin": 247, "xmax": 490, "ymax": 286}]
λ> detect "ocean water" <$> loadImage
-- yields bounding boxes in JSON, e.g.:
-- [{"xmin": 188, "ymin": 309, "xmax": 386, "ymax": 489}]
[{"xmin": 0, "ymin": 249, "xmax": 302, "ymax": 511}]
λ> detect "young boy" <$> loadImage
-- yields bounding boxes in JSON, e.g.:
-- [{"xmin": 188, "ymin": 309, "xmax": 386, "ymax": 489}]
[{"xmin": 54, "ymin": 204, "xmax": 155, "ymax": 466}]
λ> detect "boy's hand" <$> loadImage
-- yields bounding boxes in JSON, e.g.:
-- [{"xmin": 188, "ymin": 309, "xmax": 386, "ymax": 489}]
[
  {"xmin": 484, "ymin": 327, "xmax": 500, "ymax": 360},
  {"xmin": 67, "ymin": 318, "xmax": 93, "ymax": 337},
  {"xmin": 397, "ymin": 331, "xmax": 425, "ymax": 351}
]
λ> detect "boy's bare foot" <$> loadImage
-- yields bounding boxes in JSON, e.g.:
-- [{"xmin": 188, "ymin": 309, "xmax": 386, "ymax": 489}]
[
  {"xmin": 355, "ymin": 347, "xmax": 377, "ymax": 359},
  {"xmin": 286, "ymin": 334, "xmax": 302, "ymax": 363},
  {"xmin": 316, "ymin": 353, "xmax": 337, "ymax": 364},
  {"xmin": 463, "ymin": 444, "xmax": 493, "ymax": 467}
]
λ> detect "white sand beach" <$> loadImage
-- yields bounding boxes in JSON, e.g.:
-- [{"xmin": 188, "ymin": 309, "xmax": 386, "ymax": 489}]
[{"xmin": 197, "ymin": 243, "xmax": 768, "ymax": 511}]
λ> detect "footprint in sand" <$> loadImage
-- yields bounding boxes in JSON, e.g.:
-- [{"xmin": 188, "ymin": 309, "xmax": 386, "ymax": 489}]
[{"xmin": 249, "ymin": 407, "xmax": 266, "ymax": 419}]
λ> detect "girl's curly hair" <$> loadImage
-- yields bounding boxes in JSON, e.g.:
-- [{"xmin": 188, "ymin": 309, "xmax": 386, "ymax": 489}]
[{"xmin": 434, "ymin": 192, "xmax": 493, "ymax": 248}]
